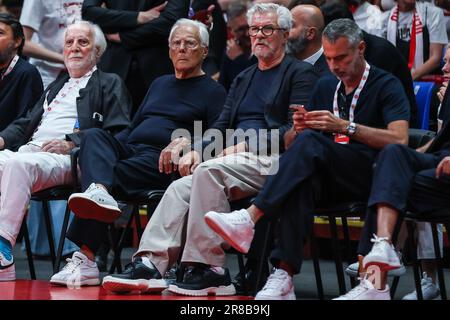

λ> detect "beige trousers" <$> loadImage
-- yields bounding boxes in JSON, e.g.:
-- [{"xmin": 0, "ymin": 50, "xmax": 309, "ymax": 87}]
[{"xmin": 134, "ymin": 152, "xmax": 278, "ymax": 275}]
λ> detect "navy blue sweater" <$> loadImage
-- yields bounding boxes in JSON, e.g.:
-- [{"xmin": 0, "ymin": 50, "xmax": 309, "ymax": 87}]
[{"xmin": 0, "ymin": 58, "xmax": 43, "ymax": 131}]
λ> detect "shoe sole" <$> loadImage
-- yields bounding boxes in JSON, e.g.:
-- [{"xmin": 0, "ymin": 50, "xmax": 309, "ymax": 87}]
[
  {"xmin": 255, "ymin": 293, "xmax": 296, "ymax": 300},
  {"xmin": 168, "ymin": 284, "xmax": 236, "ymax": 296},
  {"xmin": 345, "ymin": 266, "xmax": 407, "ymax": 278},
  {"xmin": 102, "ymin": 277, "xmax": 167, "ymax": 293},
  {"xmin": 68, "ymin": 194, "xmax": 121, "ymax": 223},
  {"xmin": 204, "ymin": 214, "xmax": 250, "ymax": 254},
  {"xmin": 50, "ymin": 278, "xmax": 101, "ymax": 287},
  {"xmin": 363, "ymin": 261, "xmax": 401, "ymax": 272}
]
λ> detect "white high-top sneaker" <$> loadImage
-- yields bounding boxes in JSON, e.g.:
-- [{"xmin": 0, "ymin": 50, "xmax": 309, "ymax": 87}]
[
  {"xmin": 204, "ymin": 209, "xmax": 254, "ymax": 253},
  {"xmin": 50, "ymin": 252, "xmax": 100, "ymax": 288},
  {"xmin": 255, "ymin": 269, "xmax": 296, "ymax": 300},
  {"xmin": 363, "ymin": 235, "xmax": 401, "ymax": 271}
]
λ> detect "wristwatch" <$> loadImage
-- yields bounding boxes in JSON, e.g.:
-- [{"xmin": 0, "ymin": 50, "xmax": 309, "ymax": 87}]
[{"xmin": 346, "ymin": 122, "xmax": 357, "ymax": 136}]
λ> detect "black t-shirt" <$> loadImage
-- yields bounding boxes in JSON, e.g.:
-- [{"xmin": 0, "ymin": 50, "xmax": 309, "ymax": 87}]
[
  {"xmin": 118, "ymin": 74, "xmax": 227, "ymax": 150},
  {"xmin": 235, "ymin": 65, "xmax": 280, "ymax": 132},
  {"xmin": 307, "ymin": 65, "xmax": 410, "ymax": 148}
]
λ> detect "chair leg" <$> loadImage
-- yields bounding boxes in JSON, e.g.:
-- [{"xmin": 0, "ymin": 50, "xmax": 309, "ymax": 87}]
[
  {"xmin": 390, "ymin": 276, "xmax": 401, "ymax": 299},
  {"xmin": 431, "ymin": 223, "xmax": 447, "ymax": 300},
  {"xmin": 42, "ymin": 201, "xmax": 56, "ymax": 268},
  {"xmin": 406, "ymin": 220, "xmax": 423, "ymax": 300},
  {"xmin": 341, "ymin": 217, "xmax": 356, "ymax": 288},
  {"xmin": 236, "ymin": 252, "xmax": 248, "ymax": 296},
  {"xmin": 254, "ymin": 220, "xmax": 272, "ymax": 296},
  {"xmin": 54, "ymin": 204, "xmax": 71, "ymax": 274},
  {"xmin": 21, "ymin": 222, "xmax": 36, "ymax": 280},
  {"xmin": 310, "ymin": 233, "xmax": 324, "ymax": 300},
  {"xmin": 109, "ymin": 213, "xmax": 133, "ymax": 274},
  {"xmin": 329, "ymin": 216, "xmax": 347, "ymax": 294},
  {"xmin": 133, "ymin": 205, "xmax": 143, "ymax": 241}
]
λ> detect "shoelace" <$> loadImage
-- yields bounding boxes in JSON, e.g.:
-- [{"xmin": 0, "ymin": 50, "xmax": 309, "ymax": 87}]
[
  {"xmin": 228, "ymin": 211, "xmax": 251, "ymax": 224},
  {"xmin": 370, "ymin": 234, "xmax": 390, "ymax": 244},
  {"xmin": 63, "ymin": 258, "xmax": 83, "ymax": 273}
]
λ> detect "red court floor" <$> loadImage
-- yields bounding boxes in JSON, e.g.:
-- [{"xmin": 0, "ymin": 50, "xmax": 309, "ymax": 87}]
[{"xmin": 0, "ymin": 280, "xmax": 253, "ymax": 300}]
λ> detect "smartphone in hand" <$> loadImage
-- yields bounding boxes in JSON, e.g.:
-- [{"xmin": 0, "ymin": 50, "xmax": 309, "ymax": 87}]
[{"xmin": 289, "ymin": 104, "xmax": 307, "ymax": 114}]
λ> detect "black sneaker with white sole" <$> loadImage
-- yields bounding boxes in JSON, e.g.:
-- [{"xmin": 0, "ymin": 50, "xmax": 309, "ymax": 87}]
[
  {"xmin": 168, "ymin": 264, "xmax": 236, "ymax": 296},
  {"xmin": 102, "ymin": 257, "xmax": 167, "ymax": 293}
]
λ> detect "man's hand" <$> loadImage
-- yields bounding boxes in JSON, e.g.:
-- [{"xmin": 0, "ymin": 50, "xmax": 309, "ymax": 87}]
[
  {"xmin": 437, "ymin": 81, "xmax": 448, "ymax": 103},
  {"xmin": 292, "ymin": 106, "xmax": 307, "ymax": 133},
  {"xmin": 178, "ymin": 150, "xmax": 200, "ymax": 177},
  {"xmin": 284, "ymin": 128, "xmax": 297, "ymax": 149},
  {"xmin": 159, "ymin": 137, "xmax": 191, "ymax": 174},
  {"xmin": 137, "ymin": 2, "xmax": 167, "ymax": 24},
  {"xmin": 0, "ymin": 137, "xmax": 5, "ymax": 150},
  {"xmin": 106, "ymin": 33, "xmax": 121, "ymax": 43},
  {"xmin": 216, "ymin": 141, "xmax": 247, "ymax": 158},
  {"xmin": 41, "ymin": 140, "xmax": 75, "ymax": 155},
  {"xmin": 226, "ymin": 39, "xmax": 243, "ymax": 60},
  {"xmin": 303, "ymin": 110, "xmax": 348, "ymax": 133},
  {"xmin": 436, "ymin": 156, "xmax": 450, "ymax": 178}
]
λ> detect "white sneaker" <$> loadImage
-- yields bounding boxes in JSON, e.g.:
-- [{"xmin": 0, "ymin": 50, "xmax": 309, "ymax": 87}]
[
  {"xmin": 346, "ymin": 253, "xmax": 406, "ymax": 278},
  {"xmin": 333, "ymin": 277, "xmax": 391, "ymax": 300},
  {"xmin": 402, "ymin": 272, "xmax": 441, "ymax": 300},
  {"xmin": 0, "ymin": 252, "xmax": 15, "ymax": 281},
  {"xmin": 50, "ymin": 252, "xmax": 100, "ymax": 288},
  {"xmin": 68, "ymin": 183, "xmax": 121, "ymax": 223},
  {"xmin": 204, "ymin": 209, "xmax": 254, "ymax": 254},
  {"xmin": 363, "ymin": 235, "xmax": 401, "ymax": 271},
  {"xmin": 255, "ymin": 269, "xmax": 296, "ymax": 300}
]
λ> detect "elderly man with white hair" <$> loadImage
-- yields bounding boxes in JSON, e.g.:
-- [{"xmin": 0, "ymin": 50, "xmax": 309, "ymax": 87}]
[
  {"xmin": 0, "ymin": 20, "xmax": 131, "ymax": 282},
  {"xmin": 50, "ymin": 18, "xmax": 226, "ymax": 288},
  {"xmin": 101, "ymin": 4, "xmax": 318, "ymax": 297}
]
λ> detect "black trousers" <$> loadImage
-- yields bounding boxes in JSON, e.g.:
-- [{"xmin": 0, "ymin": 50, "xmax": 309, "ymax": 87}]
[
  {"xmin": 357, "ymin": 144, "xmax": 450, "ymax": 255},
  {"xmin": 67, "ymin": 128, "xmax": 176, "ymax": 253},
  {"xmin": 253, "ymin": 130, "xmax": 377, "ymax": 273}
]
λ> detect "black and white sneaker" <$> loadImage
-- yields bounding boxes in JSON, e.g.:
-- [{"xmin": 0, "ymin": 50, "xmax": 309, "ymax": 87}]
[
  {"xmin": 0, "ymin": 252, "xmax": 15, "ymax": 281},
  {"xmin": 168, "ymin": 264, "xmax": 236, "ymax": 296},
  {"xmin": 102, "ymin": 257, "xmax": 167, "ymax": 293}
]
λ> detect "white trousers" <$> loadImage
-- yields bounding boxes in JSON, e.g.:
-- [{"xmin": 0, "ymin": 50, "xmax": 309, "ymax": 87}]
[
  {"xmin": 134, "ymin": 152, "xmax": 277, "ymax": 276},
  {"xmin": 417, "ymin": 222, "xmax": 443, "ymax": 260},
  {"xmin": 0, "ymin": 144, "xmax": 72, "ymax": 246}
]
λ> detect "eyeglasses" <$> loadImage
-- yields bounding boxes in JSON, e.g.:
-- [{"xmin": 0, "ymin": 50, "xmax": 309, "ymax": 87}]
[
  {"xmin": 169, "ymin": 39, "xmax": 200, "ymax": 50},
  {"xmin": 248, "ymin": 25, "xmax": 285, "ymax": 37}
]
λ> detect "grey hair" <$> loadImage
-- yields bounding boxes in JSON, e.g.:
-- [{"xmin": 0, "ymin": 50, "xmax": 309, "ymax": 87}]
[
  {"xmin": 65, "ymin": 20, "xmax": 107, "ymax": 59},
  {"xmin": 247, "ymin": 3, "xmax": 293, "ymax": 31},
  {"xmin": 322, "ymin": 18, "xmax": 363, "ymax": 47},
  {"xmin": 169, "ymin": 18, "xmax": 209, "ymax": 47},
  {"xmin": 227, "ymin": 0, "xmax": 249, "ymax": 20}
]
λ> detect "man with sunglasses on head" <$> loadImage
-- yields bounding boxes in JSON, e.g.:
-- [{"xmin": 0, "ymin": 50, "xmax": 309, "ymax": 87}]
[{"xmin": 102, "ymin": 3, "xmax": 318, "ymax": 297}]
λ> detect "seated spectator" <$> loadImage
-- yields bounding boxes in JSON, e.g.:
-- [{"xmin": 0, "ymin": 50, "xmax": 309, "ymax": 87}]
[
  {"xmin": 321, "ymin": 1, "xmax": 419, "ymax": 127},
  {"xmin": 382, "ymin": 0, "xmax": 448, "ymax": 80},
  {"xmin": 0, "ymin": 20, "xmax": 130, "ymax": 281},
  {"xmin": 205, "ymin": 18, "xmax": 410, "ymax": 300},
  {"xmin": 338, "ymin": 43, "xmax": 450, "ymax": 301},
  {"xmin": 346, "ymin": 0, "xmax": 383, "ymax": 37},
  {"xmin": 0, "ymin": 13, "xmax": 43, "ymax": 132},
  {"xmin": 288, "ymin": 4, "xmax": 332, "ymax": 76},
  {"xmin": 219, "ymin": 0, "xmax": 257, "ymax": 91},
  {"xmin": 50, "ymin": 19, "xmax": 227, "ymax": 287},
  {"xmin": 100, "ymin": 3, "xmax": 318, "ymax": 296}
]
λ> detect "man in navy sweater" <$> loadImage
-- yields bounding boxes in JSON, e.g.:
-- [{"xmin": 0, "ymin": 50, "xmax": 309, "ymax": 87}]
[{"xmin": 0, "ymin": 13, "xmax": 43, "ymax": 133}]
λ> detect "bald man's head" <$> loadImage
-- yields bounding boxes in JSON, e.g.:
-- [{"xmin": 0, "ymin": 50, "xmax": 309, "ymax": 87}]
[{"xmin": 287, "ymin": 4, "xmax": 324, "ymax": 58}]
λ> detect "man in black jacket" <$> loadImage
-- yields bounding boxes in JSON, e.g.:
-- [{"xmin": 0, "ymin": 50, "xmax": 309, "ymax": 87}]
[
  {"xmin": 82, "ymin": 0, "xmax": 190, "ymax": 117},
  {"xmin": 0, "ymin": 13, "xmax": 43, "ymax": 132},
  {"xmin": 0, "ymin": 20, "xmax": 130, "ymax": 282},
  {"xmin": 101, "ymin": 3, "xmax": 318, "ymax": 297}
]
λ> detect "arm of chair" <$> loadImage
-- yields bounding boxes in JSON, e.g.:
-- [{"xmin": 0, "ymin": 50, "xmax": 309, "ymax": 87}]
[{"xmin": 70, "ymin": 147, "xmax": 80, "ymax": 190}]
